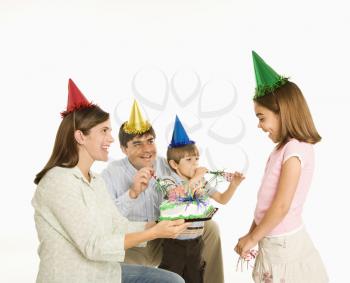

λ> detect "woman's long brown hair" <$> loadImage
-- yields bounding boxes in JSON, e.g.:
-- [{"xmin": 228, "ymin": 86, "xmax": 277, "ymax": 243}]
[{"xmin": 34, "ymin": 106, "xmax": 109, "ymax": 184}]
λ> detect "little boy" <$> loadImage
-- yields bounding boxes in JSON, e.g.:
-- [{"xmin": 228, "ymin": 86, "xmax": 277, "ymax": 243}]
[{"xmin": 158, "ymin": 116, "xmax": 245, "ymax": 283}]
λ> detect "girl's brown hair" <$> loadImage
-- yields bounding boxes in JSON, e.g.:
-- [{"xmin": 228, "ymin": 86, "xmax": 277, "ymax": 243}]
[
  {"xmin": 254, "ymin": 81, "xmax": 321, "ymax": 149},
  {"xmin": 34, "ymin": 106, "xmax": 109, "ymax": 184}
]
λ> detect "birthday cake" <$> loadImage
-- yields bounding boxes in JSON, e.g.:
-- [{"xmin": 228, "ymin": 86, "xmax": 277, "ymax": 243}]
[
  {"xmin": 157, "ymin": 179, "xmax": 215, "ymax": 221},
  {"xmin": 159, "ymin": 198, "xmax": 214, "ymax": 220}
]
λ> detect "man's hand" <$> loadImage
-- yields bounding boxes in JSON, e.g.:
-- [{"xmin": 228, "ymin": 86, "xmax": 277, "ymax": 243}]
[{"xmin": 129, "ymin": 167, "xmax": 154, "ymax": 199}]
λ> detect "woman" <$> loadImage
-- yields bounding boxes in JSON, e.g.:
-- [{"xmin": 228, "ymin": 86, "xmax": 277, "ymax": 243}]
[{"xmin": 32, "ymin": 79, "xmax": 188, "ymax": 283}]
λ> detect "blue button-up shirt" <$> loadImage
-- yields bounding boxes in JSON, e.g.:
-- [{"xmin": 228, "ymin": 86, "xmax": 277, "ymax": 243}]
[{"xmin": 101, "ymin": 157, "xmax": 174, "ymax": 221}]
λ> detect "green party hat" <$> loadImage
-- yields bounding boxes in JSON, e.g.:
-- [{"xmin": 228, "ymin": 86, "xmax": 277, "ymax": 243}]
[{"xmin": 252, "ymin": 51, "xmax": 288, "ymax": 98}]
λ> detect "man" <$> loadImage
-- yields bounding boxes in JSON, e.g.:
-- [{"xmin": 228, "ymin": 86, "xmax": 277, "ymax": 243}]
[{"xmin": 102, "ymin": 100, "xmax": 224, "ymax": 283}]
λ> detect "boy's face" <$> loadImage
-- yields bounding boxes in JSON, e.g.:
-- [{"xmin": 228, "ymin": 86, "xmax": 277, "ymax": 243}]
[
  {"xmin": 171, "ymin": 154, "xmax": 199, "ymax": 180},
  {"xmin": 121, "ymin": 133, "xmax": 157, "ymax": 170}
]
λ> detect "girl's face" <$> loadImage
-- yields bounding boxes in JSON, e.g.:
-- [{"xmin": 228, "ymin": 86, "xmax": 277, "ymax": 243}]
[
  {"xmin": 254, "ymin": 102, "xmax": 281, "ymax": 143},
  {"xmin": 171, "ymin": 154, "xmax": 199, "ymax": 180},
  {"xmin": 81, "ymin": 119, "xmax": 114, "ymax": 162}
]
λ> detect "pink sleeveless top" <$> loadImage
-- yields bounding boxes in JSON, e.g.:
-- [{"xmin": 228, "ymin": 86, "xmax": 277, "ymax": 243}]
[{"xmin": 254, "ymin": 139, "xmax": 315, "ymax": 236}]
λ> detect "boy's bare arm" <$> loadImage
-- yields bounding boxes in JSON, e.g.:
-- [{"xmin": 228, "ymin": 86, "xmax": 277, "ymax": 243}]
[{"xmin": 210, "ymin": 172, "xmax": 245, "ymax": 204}]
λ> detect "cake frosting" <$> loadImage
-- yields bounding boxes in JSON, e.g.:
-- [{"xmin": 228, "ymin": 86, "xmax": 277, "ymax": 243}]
[
  {"xmin": 157, "ymin": 177, "xmax": 215, "ymax": 220},
  {"xmin": 159, "ymin": 197, "xmax": 214, "ymax": 220}
]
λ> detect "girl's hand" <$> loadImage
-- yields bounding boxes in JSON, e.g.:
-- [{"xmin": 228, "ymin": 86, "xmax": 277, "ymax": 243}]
[
  {"xmin": 234, "ymin": 233, "xmax": 257, "ymax": 257},
  {"xmin": 226, "ymin": 171, "xmax": 245, "ymax": 186},
  {"xmin": 151, "ymin": 219, "xmax": 189, "ymax": 239}
]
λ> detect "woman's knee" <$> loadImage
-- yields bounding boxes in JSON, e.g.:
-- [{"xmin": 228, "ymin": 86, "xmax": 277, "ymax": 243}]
[
  {"xmin": 155, "ymin": 268, "xmax": 184, "ymax": 283},
  {"xmin": 122, "ymin": 264, "xmax": 184, "ymax": 283},
  {"xmin": 164, "ymin": 271, "xmax": 185, "ymax": 283}
]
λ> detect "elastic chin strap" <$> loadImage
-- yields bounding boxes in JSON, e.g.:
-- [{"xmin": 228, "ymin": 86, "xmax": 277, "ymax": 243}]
[{"xmin": 73, "ymin": 111, "xmax": 76, "ymax": 132}]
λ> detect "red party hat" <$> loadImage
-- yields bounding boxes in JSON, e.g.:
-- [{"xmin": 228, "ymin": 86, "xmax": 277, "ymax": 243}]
[{"xmin": 61, "ymin": 79, "xmax": 94, "ymax": 117}]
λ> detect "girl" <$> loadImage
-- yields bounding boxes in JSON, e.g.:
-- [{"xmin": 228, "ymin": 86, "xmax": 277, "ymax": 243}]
[
  {"xmin": 32, "ymin": 79, "xmax": 188, "ymax": 283},
  {"xmin": 234, "ymin": 52, "xmax": 328, "ymax": 283}
]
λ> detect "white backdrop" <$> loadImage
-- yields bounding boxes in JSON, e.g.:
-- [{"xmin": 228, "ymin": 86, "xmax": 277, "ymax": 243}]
[{"xmin": 1, "ymin": 1, "xmax": 349, "ymax": 282}]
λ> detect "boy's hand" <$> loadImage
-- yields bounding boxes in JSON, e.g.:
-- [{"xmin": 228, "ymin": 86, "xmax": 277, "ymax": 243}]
[
  {"xmin": 189, "ymin": 167, "xmax": 208, "ymax": 190},
  {"xmin": 194, "ymin": 167, "xmax": 208, "ymax": 178},
  {"xmin": 226, "ymin": 171, "xmax": 245, "ymax": 186}
]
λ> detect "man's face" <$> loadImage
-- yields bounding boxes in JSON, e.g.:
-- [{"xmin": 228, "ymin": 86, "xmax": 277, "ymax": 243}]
[{"xmin": 121, "ymin": 133, "xmax": 157, "ymax": 170}]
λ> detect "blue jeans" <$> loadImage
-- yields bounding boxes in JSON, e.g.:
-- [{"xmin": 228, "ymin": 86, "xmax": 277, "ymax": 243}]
[{"xmin": 121, "ymin": 263, "xmax": 185, "ymax": 283}]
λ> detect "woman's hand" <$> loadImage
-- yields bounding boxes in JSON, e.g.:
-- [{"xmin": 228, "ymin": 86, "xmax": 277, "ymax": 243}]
[
  {"xmin": 151, "ymin": 219, "xmax": 189, "ymax": 239},
  {"xmin": 125, "ymin": 220, "xmax": 188, "ymax": 249},
  {"xmin": 234, "ymin": 233, "xmax": 257, "ymax": 257},
  {"xmin": 145, "ymin": 221, "xmax": 156, "ymax": 229}
]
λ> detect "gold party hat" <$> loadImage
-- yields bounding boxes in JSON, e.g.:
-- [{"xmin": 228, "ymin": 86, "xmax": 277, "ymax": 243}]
[{"xmin": 123, "ymin": 100, "xmax": 151, "ymax": 134}]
